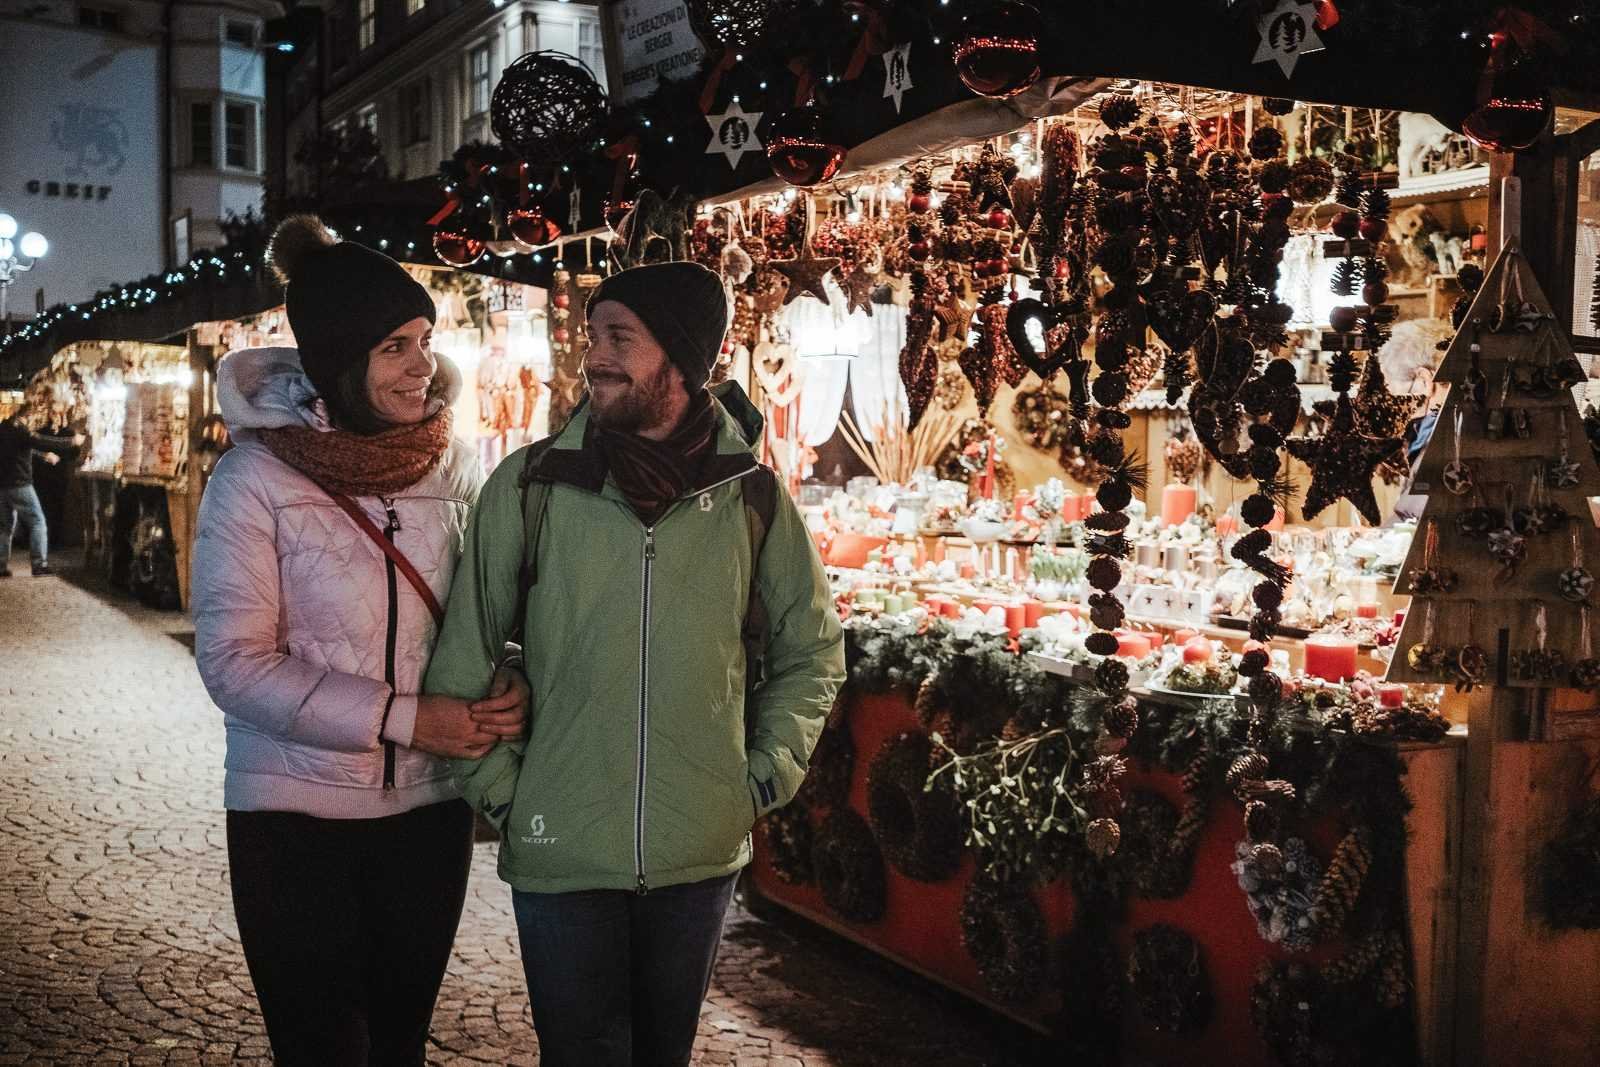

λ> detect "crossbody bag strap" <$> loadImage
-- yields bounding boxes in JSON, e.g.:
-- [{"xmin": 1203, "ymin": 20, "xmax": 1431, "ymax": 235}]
[{"xmin": 324, "ymin": 489, "xmax": 446, "ymax": 627}]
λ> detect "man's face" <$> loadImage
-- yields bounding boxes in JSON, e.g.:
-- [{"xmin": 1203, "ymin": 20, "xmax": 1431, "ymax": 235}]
[{"xmin": 584, "ymin": 301, "xmax": 685, "ymax": 434}]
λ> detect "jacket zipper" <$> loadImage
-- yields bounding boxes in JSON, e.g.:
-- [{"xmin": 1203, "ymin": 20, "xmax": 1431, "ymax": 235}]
[
  {"xmin": 380, "ymin": 497, "xmax": 400, "ymax": 791},
  {"xmin": 631, "ymin": 466, "xmax": 757, "ymax": 895},
  {"xmin": 635, "ymin": 525, "xmax": 655, "ymax": 894}
]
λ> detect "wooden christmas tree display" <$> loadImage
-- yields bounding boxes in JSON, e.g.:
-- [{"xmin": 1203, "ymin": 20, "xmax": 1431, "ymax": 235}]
[{"xmin": 1388, "ymin": 242, "xmax": 1600, "ymax": 689}]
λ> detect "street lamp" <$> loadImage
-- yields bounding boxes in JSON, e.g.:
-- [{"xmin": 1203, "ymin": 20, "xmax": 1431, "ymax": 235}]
[{"xmin": 0, "ymin": 212, "xmax": 49, "ymax": 333}]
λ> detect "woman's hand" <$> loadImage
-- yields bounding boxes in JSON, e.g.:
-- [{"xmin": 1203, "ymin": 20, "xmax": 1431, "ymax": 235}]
[
  {"xmin": 470, "ymin": 667, "xmax": 530, "ymax": 741},
  {"xmin": 411, "ymin": 669, "xmax": 528, "ymax": 759},
  {"xmin": 412, "ymin": 695, "xmax": 498, "ymax": 759}
]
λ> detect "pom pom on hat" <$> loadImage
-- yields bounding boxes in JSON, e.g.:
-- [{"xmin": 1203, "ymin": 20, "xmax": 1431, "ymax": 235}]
[{"xmin": 266, "ymin": 215, "xmax": 338, "ymax": 286}]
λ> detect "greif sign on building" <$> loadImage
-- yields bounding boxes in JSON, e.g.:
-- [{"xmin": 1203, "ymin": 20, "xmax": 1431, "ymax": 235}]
[{"xmin": 0, "ymin": 19, "xmax": 163, "ymax": 310}]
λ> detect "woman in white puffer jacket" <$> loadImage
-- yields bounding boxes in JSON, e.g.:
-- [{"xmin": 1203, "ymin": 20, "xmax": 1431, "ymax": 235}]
[{"xmin": 190, "ymin": 216, "xmax": 527, "ymax": 1066}]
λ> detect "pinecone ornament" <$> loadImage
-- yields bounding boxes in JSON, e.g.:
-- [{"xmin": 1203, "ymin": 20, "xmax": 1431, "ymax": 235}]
[
  {"xmin": 1087, "ymin": 817, "xmax": 1122, "ymax": 858},
  {"xmin": 1103, "ymin": 697, "xmax": 1139, "ymax": 739},
  {"xmin": 914, "ymin": 676, "xmax": 943, "ymax": 725},
  {"xmin": 1310, "ymin": 829, "xmax": 1373, "ymax": 934},
  {"xmin": 1227, "ymin": 753, "xmax": 1270, "ymax": 791}
]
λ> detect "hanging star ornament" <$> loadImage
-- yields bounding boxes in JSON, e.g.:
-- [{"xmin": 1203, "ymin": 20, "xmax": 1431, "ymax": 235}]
[
  {"xmin": 843, "ymin": 267, "xmax": 876, "ymax": 317},
  {"xmin": 1286, "ymin": 393, "xmax": 1402, "ymax": 526},
  {"xmin": 1351, "ymin": 355, "xmax": 1420, "ymax": 483},
  {"xmin": 770, "ymin": 243, "xmax": 843, "ymax": 306},
  {"xmin": 1253, "ymin": 0, "xmax": 1325, "ymax": 78},
  {"xmin": 705, "ymin": 102, "xmax": 764, "ymax": 170},
  {"xmin": 883, "ymin": 42, "xmax": 913, "ymax": 114}
]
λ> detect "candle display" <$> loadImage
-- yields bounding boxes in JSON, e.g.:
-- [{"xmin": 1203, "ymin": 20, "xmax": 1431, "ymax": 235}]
[
  {"xmin": 1378, "ymin": 683, "xmax": 1407, "ymax": 709},
  {"xmin": 1303, "ymin": 634, "xmax": 1358, "ymax": 682},
  {"xmin": 1356, "ymin": 602, "xmax": 1379, "ymax": 619},
  {"xmin": 1115, "ymin": 631, "xmax": 1152, "ymax": 659}
]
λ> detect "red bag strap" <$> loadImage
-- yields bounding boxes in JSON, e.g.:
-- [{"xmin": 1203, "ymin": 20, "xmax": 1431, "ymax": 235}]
[{"xmin": 324, "ymin": 490, "xmax": 446, "ymax": 627}]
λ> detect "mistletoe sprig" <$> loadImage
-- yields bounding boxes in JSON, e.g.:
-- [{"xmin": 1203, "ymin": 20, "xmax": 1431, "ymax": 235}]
[{"xmin": 927, "ymin": 725, "xmax": 1086, "ymax": 885}]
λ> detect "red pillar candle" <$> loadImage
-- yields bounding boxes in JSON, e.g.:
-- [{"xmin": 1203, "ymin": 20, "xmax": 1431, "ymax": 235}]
[
  {"xmin": 1014, "ymin": 492, "xmax": 1029, "ymax": 520},
  {"xmin": 1160, "ymin": 484, "xmax": 1197, "ymax": 526},
  {"xmin": 1378, "ymin": 683, "xmax": 1407, "ymax": 708},
  {"xmin": 1005, "ymin": 603, "xmax": 1026, "ymax": 637},
  {"xmin": 1303, "ymin": 634, "xmax": 1358, "ymax": 682},
  {"xmin": 1266, "ymin": 506, "xmax": 1286, "ymax": 533},
  {"xmin": 1171, "ymin": 627, "xmax": 1199, "ymax": 646},
  {"xmin": 1115, "ymin": 631, "xmax": 1152, "ymax": 659},
  {"xmin": 959, "ymin": 562, "xmax": 976, "ymax": 579},
  {"xmin": 933, "ymin": 537, "xmax": 947, "ymax": 563},
  {"xmin": 1024, "ymin": 600, "xmax": 1045, "ymax": 628},
  {"xmin": 1355, "ymin": 602, "xmax": 1379, "ymax": 619},
  {"xmin": 1215, "ymin": 514, "xmax": 1239, "ymax": 538}
]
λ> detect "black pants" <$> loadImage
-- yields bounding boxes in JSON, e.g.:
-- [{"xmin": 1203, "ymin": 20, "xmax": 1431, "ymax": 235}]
[
  {"xmin": 511, "ymin": 872, "xmax": 739, "ymax": 1067},
  {"xmin": 226, "ymin": 800, "xmax": 475, "ymax": 1067}
]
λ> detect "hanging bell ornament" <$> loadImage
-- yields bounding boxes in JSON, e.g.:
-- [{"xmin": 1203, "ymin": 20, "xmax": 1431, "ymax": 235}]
[
  {"xmin": 952, "ymin": 1, "xmax": 1044, "ymax": 100},
  {"xmin": 765, "ymin": 107, "xmax": 848, "ymax": 187},
  {"xmin": 432, "ymin": 231, "xmax": 484, "ymax": 268},
  {"xmin": 1460, "ymin": 33, "xmax": 1553, "ymax": 153}
]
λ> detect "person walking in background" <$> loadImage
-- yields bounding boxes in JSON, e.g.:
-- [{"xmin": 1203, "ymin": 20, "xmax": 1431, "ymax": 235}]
[
  {"xmin": 0, "ymin": 401, "xmax": 80, "ymax": 577},
  {"xmin": 425, "ymin": 261, "xmax": 844, "ymax": 1066},
  {"xmin": 189, "ymin": 215, "xmax": 530, "ymax": 1066}
]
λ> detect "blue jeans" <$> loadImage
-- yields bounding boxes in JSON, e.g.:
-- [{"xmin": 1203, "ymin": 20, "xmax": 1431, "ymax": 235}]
[
  {"xmin": 511, "ymin": 872, "xmax": 739, "ymax": 1067},
  {"xmin": 1, "ymin": 485, "xmax": 48, "ymax": 569}
]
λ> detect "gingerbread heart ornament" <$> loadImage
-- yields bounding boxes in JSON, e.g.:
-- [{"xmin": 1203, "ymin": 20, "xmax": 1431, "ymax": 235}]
[{"xmin": 1146, "ymin": 287, "xmax": 1217, "ymax": 354}]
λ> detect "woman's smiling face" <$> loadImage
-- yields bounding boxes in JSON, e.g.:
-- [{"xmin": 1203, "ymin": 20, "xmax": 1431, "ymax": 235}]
[{"xmin": 365, "ymin": 316, "xmax": 436, "ymax": 426}]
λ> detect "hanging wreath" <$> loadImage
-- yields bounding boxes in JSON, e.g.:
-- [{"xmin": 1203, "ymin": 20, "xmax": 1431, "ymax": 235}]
[
  {"xmin": 812, "ymin": 808, "xmax": 887, "ymax": 923},
  {"xmin": 1118, "ymin": 790, "xmax": 1197, "ymax": 900},
  {"xmin": 796, "ymin": 716, "xmax": 856, "ymax": 810},
  {"xmin": 760, "ymin": 801, "xmax": 815, "ymax": 885},
  {"xmin": 1011, "ymin": 385, "xmax": 1075, "ymax": 453},
  {"xmin": 959, "ymin": 877, "xmax": 1048, "ymax": 1004},
  {"xmin": 1251, "ymin": 930, "xmax": 1411, "ymax": 1067},
  {"xmin": 867, "ymin": 731, "xmax": 964, "ymax": 882},
  {"xmin": 1127, "ymin": 924, "xmax": 1212, "ymax": 1035}
]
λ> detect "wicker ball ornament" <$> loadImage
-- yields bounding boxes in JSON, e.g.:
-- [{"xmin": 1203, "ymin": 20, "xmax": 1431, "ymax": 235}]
[
  {"xmin": 490, "ymin": 51, "xmax": 607, "ymax": 162},
  {"xmin": 687, "ymin": 0, "xmax": 775, "ymax": 52}
]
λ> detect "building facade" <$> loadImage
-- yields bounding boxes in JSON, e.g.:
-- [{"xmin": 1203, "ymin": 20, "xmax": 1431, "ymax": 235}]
[
  {"xmin": 272, "ymin": 0, "xmax": 605, "ymax": 200},
  {"xmin": 0, "ymin": 0, "xmax": 281, "ymax": 316}
]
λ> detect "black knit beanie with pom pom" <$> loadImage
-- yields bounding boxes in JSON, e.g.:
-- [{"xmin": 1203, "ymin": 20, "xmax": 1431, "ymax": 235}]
[{"xmin": 266, "ymin": 215, "xmax": 436, "ymax": 433}]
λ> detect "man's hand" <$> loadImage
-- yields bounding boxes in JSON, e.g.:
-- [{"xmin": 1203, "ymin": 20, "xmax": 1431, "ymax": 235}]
[
  {"xmin": 469, "ymin": 666, "xmax": 530, "ymax": 740},
  {"xmin": 71, "ymin": 433, "xmax": 86, "ymax": 447},
  {"xmin": 42, "ymin": 453, "xmax": 60, "ymax": 466},
  {"xmin": 412, "ymin": 695, "xmax": 498, "ymax": 759}
]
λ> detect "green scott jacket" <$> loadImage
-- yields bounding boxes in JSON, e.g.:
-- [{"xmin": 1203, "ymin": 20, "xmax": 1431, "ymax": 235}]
[{"xmin": 423, "ymin": 384, "xmax": 844, "ymax": 894}]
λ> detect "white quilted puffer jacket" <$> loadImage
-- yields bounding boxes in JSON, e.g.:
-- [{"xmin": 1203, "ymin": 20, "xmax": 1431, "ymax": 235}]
[{"xmin": 191, "ymin": 347, "xmax": 482, "ymax": 818}]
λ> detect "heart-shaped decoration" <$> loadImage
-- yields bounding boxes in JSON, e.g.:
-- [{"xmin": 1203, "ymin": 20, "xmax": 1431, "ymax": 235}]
[
  {"xmin": 1147, "ymin": 287, "xmax": 1218, "ymax": 353},
  {"xmin": 1006, "ymin": 298, "xmax": 1074, "ymax": 381}
]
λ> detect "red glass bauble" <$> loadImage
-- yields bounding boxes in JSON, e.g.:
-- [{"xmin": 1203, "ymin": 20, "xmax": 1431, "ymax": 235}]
[
  {"xmin": 553, "ymin": 326, "xmax": 570, "ymax": 344},
  {"xmin": 1363, "ymin": 281, "xmax": 1389, "ymax": 306},
  {"xmin": 508, "ymin": 208, "xmax": 561, "ymax": 247},
  {"xmin": 953, "ymin": 2, "xmax": 1043, "ymax": 99},
  {"xmin": 1330, "ymin": 210, "xmax": 1360, "ymax": 239},
  {"xmin": 1358, "ymin": 217, "xmax": 1387, "ymax": 242},
  {"xmin": 766, "ymin": 107, "xmax": 847, "ymax": 187},
  {"xmin": 553, "ymin": 292, "xmax": 570, "ymax": 309},
  {"xmin": 988, "ymin": 207, "xmax": 1010, "ymax": 229},
  {"xmin": 433, "ymin": 231, "xmax": 484, "ymax": 268},
  {"xmin": 907, "ymin": 192, "xmax": 933, "ymax": 213},
  {"xmin": 1461, "ymin": 36, "xmax": 1553, "ymax": 153},
  {"xmin": 908, "ymin": 240, "xmax": 932, "ymax": 261}
]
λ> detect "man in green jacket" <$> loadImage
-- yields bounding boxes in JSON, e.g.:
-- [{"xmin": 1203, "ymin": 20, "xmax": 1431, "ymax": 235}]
[{"xmin": 424, "ymin": 261, "xmax": 844, "ymax": 1065}]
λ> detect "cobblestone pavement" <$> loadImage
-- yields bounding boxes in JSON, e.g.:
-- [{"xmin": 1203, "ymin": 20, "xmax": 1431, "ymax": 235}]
[{"xmin": 1, "ymin": 560, "xmax": 1042, "ymax": 1065}]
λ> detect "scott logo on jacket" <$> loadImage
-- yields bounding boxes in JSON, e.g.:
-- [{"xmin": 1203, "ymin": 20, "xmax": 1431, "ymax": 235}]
[{"xmin": 521, "ymin": 814, "xmax": 558, "ymax": 846}]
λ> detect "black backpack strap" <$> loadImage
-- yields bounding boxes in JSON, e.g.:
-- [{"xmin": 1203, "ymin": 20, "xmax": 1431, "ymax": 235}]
[
  {"xmin": 741, "ymin": 464, "xmax": 781, "ymax": 696},
  {"xmin": 511, "ymin": 437, "xmax": 559, "ymax": 646}
]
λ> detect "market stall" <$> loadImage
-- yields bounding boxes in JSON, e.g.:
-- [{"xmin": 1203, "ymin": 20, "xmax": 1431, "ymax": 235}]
[{"xmin": 519, "ymin": 1, "xmax": 1600, "ymax": 1059}]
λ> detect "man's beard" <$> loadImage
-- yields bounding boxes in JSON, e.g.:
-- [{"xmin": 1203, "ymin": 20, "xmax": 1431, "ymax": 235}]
[{"xmin": 589, "ymin": 362, "xmax": 677, "ymax": 435}]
